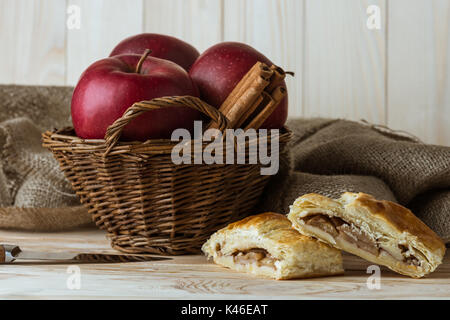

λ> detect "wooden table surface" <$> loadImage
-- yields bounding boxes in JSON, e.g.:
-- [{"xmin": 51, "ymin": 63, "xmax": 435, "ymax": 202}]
[{"xmin": 0, "ymin": 228, "xmax": 449, "ymax": 299}]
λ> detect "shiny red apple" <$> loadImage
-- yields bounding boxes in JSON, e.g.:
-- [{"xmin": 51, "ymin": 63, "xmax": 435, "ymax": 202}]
[
  {"xmin": 110, "ymin": 33, "xmax": 200, "ymax": 71},
  {"xmin": 189, "ymin": 42, "xmax": 288, "ymax": 129},
  {"xmin": 71, "ymin": 52, "xmax": 201, "ymax": 141}
]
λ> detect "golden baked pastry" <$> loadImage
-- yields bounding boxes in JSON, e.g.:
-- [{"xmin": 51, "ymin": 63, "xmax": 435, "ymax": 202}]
[
  {"xmin": 288, "ymin": 192, "xmax": 446, "ymax": 278},
  {"xmin": 202, "ymin": 212, "xmax": 344, "ymax": 280}
]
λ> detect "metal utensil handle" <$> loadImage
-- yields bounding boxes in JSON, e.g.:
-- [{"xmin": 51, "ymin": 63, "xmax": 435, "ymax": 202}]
[{"xmin": 0, "ymin": 245, "xmax": 21, "ymax": 263}]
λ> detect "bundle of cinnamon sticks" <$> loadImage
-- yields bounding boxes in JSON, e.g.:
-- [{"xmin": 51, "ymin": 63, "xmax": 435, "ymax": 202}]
[{"xmin": 207, "ymin": 62, "xmax": 288, "ymax": 130}]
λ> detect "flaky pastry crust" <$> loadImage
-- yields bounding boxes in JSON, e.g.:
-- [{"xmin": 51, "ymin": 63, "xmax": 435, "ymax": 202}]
[
  {"xmin": 202, "ymin": 212, "xmax": 344, "ymax": 280},
  {"xmin": 288, "ymin": 192, "xmax": 446, "ymax": 278}
]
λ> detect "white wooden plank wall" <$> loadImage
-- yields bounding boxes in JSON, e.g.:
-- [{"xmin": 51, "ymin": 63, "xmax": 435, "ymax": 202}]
[
  {"xmin": 223, "ymin": 0, "xmax": 304, "ymax": 118},
  {"xmin": 0, "ymin": 0, "xmax": 66, "ymax": 85},
  {"xmin": 387, "ymin": 0, "xmax": 450, "ymax": 146},
  {"xmin": 0, "ymin": 0, "xmax": 448, "ymax": 145},
  {"xmin": 144, "ymin": 0, "xmax": 223, "ymax": 53},
  {"xmin": 303, "ymin": 0, "xmax": 386, "ymax": 124},
  {"xmin": 66, "ymin": 0, "xmax": 144, "ymax": 84}
]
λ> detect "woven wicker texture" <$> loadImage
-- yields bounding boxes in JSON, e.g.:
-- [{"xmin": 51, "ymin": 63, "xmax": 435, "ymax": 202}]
[{"xmin": 43, "ymin": 96, "xmax": 291, "ymax": 255}]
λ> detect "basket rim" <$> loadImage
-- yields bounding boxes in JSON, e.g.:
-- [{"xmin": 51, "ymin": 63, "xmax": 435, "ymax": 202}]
[{"xmin": 42, "ymin": 125, "xmax": 292, "ymax": 156}]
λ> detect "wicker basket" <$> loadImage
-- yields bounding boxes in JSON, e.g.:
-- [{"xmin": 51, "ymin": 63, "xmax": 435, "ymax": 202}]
[{"xmin": 43, "ymin": 96, "xmax": 291, "ymax": 255}]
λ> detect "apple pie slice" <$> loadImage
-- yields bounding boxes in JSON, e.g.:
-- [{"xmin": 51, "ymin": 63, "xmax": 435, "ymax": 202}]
[
  {"xmin": 288, "ymin": 192, "xmax": 446, "ymax": 278},
  {"xmin": 202, "ymin": 212, "xmax": 344, "ymax": 280}
]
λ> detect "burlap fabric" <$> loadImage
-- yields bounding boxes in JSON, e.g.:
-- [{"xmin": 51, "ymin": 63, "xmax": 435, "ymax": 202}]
[
  {"xmin": 0, "ymin": 85, "xmax": 92, "ymax": 230},
  {"xmin": 0, "ymin": 85, "xmax": 449, "ymax": 242},
  {"xmin": 258, "ymin": 118, "xmax": 450, "ymax": 242}
]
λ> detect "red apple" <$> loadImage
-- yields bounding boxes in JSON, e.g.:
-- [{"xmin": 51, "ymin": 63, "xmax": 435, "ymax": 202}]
[
  {"xmin": 110, "ymin": 33, "xmax": 200, "ymax": 71},
  {"xmin": 189, "ymin": 42, "xmax": 288, "ymax": 129},
  {"xmin": 71, "ymin": 52, "xmax": 201, "ymax": 141}
]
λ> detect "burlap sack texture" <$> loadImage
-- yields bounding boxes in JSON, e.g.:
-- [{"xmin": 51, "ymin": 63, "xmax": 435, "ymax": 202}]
[
  {"xmin": 0, "ymin": 85, "xmax": 449, "ymax": 242},
  {"xmin": 0, "ymin": 85, "xmax": 92, "ymax": 230},
  {"xmin": 258, "ymin": 118, "xmax": 450, "ymax": 242}
]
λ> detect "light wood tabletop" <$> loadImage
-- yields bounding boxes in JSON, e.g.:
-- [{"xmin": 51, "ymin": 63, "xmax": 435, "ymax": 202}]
[{"xmin": 0, "ymin": 228, "xmax": 448, "ymax": 299}]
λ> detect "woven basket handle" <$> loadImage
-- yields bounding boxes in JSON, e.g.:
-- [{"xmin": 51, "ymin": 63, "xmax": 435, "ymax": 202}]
[{"xmin": 104, "ymin": 96, "xmax": 229, "ymax": 155}]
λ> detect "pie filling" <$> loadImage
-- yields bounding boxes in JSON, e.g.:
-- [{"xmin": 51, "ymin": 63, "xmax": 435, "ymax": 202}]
[
  {"xmin": 231, "ymin": 248, "xmax": 278, "ymax": 269},
  {"xmin": 302, "ymin": 214, "xmax": 422, "ymax": 267}
]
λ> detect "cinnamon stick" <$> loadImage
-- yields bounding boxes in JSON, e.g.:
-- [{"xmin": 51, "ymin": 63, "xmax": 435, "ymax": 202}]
[
  {"xmin": 243, "ymin": 65, "xmax": 287, "ymax": 129},
  {"xmin": 207, "ymin": 62, "xmax": 273, "ymax": 130},
  {"xmin": 244, "ymin": 86, "xmax": 287, "ymax": 130},
  {"xmin": 207, "ymin": 61, "xmax": 288, "ymax": 131},
  {"xmin": 224, "ymin": 76, "xmax": 269, "ymax": 128},
  {"xmin": 234, "ymin": 94, "xmax": 264, "ymax": 129},
  {"xmin": 265, "ymin": 65, "xmax": 286, "ymax": 94},
  {"xmin": 221, "ymin": 62, "xmax": 273, "ymax": 115},
  {"xmin": 239, "ymin": 91, "xmax": 271, "ymax": 129}
]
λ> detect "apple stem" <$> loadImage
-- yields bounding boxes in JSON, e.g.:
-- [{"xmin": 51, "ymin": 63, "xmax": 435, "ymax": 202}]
[
  {"xmin": 135, "ymin": 49, "xmax": 152, "ymax": 73},
  {"xmin": 285, "ymin": 71, "xmax": 295, "ymax": 77}
]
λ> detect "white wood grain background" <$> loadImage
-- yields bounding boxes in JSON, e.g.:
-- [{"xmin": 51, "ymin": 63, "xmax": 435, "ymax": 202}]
[
  {"xmin": 0, "ymin": 0, "xmax": 449, "ymax": 145},
  {"xmin": 1, "ymin": 228, "xmax": 449, "ymax": 299}
]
